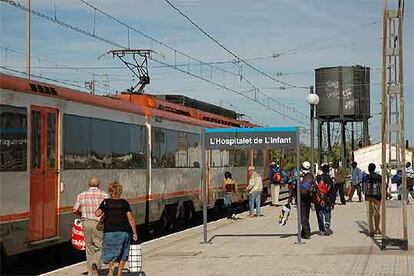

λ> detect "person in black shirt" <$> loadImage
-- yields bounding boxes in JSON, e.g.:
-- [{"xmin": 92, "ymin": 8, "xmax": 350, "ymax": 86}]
[
  {"xmin": 363, "ymin": 163, "xmax": 382, "ymax": 237},
  {"xmin": 223, "ymin": 172, "xmax": 237, "ymax": 220},
  {"xmin": 95, "ymin": 181, "xmax": 138, "ymax": 276}
]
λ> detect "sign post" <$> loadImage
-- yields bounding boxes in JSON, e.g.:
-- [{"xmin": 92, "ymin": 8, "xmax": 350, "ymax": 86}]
[{"xmin": 201, "ymin": 127, "xmax": 301, "ymax": 244}]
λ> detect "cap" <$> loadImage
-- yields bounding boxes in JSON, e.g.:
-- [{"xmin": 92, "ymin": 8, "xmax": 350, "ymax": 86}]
[{"xmin": 302, "ymin": 161, "xmax": 311, "ymax": 170}]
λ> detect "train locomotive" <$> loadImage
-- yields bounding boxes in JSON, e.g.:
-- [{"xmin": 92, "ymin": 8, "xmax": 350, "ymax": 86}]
[{"xmin": 0, "ymin": 73, "xmax": 272, "ymax": 256}]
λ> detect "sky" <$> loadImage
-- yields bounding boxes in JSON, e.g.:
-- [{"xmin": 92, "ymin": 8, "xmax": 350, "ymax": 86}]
[{"xmin": 1, "ymin": 0, "xmax": 413, "ymax": 145}]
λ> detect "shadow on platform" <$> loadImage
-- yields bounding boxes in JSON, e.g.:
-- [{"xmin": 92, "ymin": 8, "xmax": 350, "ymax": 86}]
[
  {"xmin": 207, "ymin": 233, "xmax": 297, "ymax": 243},
  {"xmin": 356, "ymin": 220, "xmax": 383, "ymax": 249},
  {"xmin": 82, "ymin": 268, "xmax": 146, "ymax": 276}
]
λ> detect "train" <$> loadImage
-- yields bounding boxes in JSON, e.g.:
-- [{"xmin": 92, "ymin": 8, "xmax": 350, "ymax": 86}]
[{"xmin": 0, "ymin": 73, "xmax": 274, "ymax": 256}]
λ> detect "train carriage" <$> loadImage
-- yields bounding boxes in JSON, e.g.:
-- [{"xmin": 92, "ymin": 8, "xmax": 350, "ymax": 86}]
[{"xmin": 0, "ymin": 73, "xmax": 271, "ymax": 256}]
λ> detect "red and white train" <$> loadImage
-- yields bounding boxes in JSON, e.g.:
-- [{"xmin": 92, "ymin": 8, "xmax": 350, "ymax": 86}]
[{"xmin": 0, "ymin": 73, "xmax": 271, "ymax": 256}]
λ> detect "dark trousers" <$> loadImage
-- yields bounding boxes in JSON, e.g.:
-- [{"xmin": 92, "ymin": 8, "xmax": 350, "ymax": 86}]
[
  {"xmin": 300, "ymin": 198, "xmax": 312, "ymax": 237},
  {"xmin": 349, "ymin": 184, "xmax": 362, "ymax": 201},
  {"xmin": 334, "ymin": 183, "xmax": 346, "ymax": 204},
  {"xmin": 224, "ymin": 193, "xmax": 234, "ymax": 219}
]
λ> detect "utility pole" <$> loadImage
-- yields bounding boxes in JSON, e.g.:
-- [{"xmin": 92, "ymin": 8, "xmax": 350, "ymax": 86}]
[
  {"xmin": 26, "ymin": 0, "xmax": 31, "ymax": 79},
  {"xmin": 85, "ymin": 74, "xmax": 97, "ymax": 94},
  {"xmin": 381, "ymin": 0, "xmax": 407, "ymax": 250}
]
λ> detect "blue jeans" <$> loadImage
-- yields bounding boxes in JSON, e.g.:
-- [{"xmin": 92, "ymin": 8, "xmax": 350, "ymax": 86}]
[
  {"xmin": 249, "ymin": 192, "xmax": 261, "ymax": 216},
  {"xmin": 315, "ymin": 205, "xmax": 331, "ymax": 232}
]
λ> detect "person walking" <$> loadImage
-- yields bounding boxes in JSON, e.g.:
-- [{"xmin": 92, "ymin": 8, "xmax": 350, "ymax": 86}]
[
  {"xmin": 269, "ymin": 161, "xmax": 282, "ymax": 206},
  {"xmin": 363, "ymin": 163, "xmax": 382, "ymax": 237},
  {"xmin": 246, "ymin": 166, "xmax": 263, "ymax": 217},
  {"xmin": 333, "ymin": 162, "xmax": 347, "ymax": 205},
  {"xmin": 315, "ymin": 164, "xmax": 334, "ymax": 236},
  {"xmin": 73, "ymin": 176, "xmax": 108, "ymax": 276},
  {"xmin": 406, "ymin": 162, "xmax": 414, "ymax": 204},
  {"xmin": 298, "ymin": 161, "xmax": 314, "ymax": 239},
  {"xmin": 349, "ymin": 162, "xmax": 364, "ymax": 202},
  {"xmin": 95, "ymin": 181, "xmax": 138, "ymax": 276},
  {"xmin": 392, "ymin": 169, "xmax": 403, "ymax": 200},
  {"xmin": 223, "ymin": 172, "xmax": 237, "ymax": 220}
]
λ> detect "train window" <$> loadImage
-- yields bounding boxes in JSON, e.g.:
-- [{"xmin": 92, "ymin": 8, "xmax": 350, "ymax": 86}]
[
  {"xmin": 0, "ymin": 105, "xmax": 27, "ymax": 171},
  {"xmin": 47, "ymin": 113, "xmax": 56, "ymax": 168},
  {"xmin": 130, "ymin": 125, "xmax": 146, "ymax": 169},
  {"xmin": 63, "ymin": 115, "xmax": 91, "ymax": 169},
  {"xmin": 64, "ymin": 114, "xmax": 146, "ymax": 170},
  {"xmin": 229, "ymin": 150, "xmax": 248, "ymax": 167},
  {"xmin": 31, "ymin": 111, "xmax": 41, "ymax": 169},
  {"xmin": 175, "ymin": 131, "xmax": 188, "ymax": 167},
  {"xmin": 152, "ymin": 127, "xmax": 166, "ymax": 168},
  {"xmin": 163, "ymin": 130, "xmax": 178, "ymax": 168},
  {"xmin": 90, "ymin": 119, "xmax": 112, "ymax": 169},
  {"xmin": 253, "ymin": 149, "xmax": 264, "ymax": 167},
  {"xmin": 187, "ymin": 133, "xmax": 201, "ymax": 168},
  {"xmin": 211, "ymin": 150, "xmax": 230, "ymax": 167},
  {"xmin": 152, "ymin": 128, "xmax": 199, "ymax": 168}
]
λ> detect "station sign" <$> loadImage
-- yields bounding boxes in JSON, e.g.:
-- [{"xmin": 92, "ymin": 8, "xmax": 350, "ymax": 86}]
[{"xmin": 204, "ymin": 127, "xmax": 297, "ymax": 150}]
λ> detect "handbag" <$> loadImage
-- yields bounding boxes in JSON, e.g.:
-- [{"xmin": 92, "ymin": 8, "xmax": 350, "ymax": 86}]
[
  {"xmin": 96, "ymin": 199, "xmax": 106, "ymax": 231},
  {"xmin": 71, "ymin": 218, "xmax": 85, "ymax": 250},
  {"xmin": 128, "ymin": 241, "xmax": 142, "ymax": 272},
  {"xmin": 96, "ymin": 215, "xmax": 104, "ymax": 231}
]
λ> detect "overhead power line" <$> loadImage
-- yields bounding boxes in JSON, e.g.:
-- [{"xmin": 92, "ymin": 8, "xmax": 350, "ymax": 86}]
[
  {"xmin": 161, "ymin": 0, "xmax": 308, "ymax": 90},
  {"xmin": 1, "ymin": 66, "xmax": 88, "ymax": 90},
  {"xmin": 2, "ymin": 0, "xmax": 309, "ymax": 126}
]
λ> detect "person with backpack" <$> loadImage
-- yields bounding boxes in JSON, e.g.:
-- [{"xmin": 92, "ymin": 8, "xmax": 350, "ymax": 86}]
[
  {"xmin": 314, "ymin": 164, "xmax": 334, "ymax": 236},
  {"xmin": 406, "ymin": 162, "xmax": 414, "ymax": 204},
  {"xmin": 287, "ymin": 167, "xmax": 299, "ymax": 205},
  {"xmin": 392, "ymin": 169, "xmax": 403, "ymax": 200},
  {"xmin": 363, "ymin": 163, "xmax": 382, "ymax": 236},
  {"xmin": 298, "ymin": 161, "xmax": 315, "ymax": 239},
  {"xmin": 269, "ymin": 161, "xmax": 282, "ymax": 206},
  {"xmin": 349, "ymin": 162, "xmax": 364, "ymax": 202}
]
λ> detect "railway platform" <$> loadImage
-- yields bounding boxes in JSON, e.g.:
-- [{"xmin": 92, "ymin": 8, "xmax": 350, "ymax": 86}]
[{"xmin": 44, "ymin": 201, "xmax": 414, "ymax": 276}]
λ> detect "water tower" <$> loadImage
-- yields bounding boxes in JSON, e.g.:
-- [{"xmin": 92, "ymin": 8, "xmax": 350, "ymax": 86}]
[{"xmin": 315, "ymin": 65, "xmax": 371, "ymax": 167}]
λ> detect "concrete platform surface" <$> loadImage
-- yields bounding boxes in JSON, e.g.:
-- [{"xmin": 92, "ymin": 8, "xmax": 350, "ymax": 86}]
[{"xmin": 44, "ymin": 201, "xmax": 414, "ymax": 276}]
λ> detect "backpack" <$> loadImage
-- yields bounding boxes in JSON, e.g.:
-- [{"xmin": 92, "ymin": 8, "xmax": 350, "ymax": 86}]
[
  {"xmin": 313, "ymin": 180, "xmax": 329, "ymax": 207},
  {"xmin": 300, "ymin": 172, "xmax": 315, "ymax": 195},
  {"xmin": 273, "ymin": 171, "xmax": 282, "ymax": 183},
  {"xmin": 281, "ymin": 169, "xmax": 289, "ymax": 184},
  {"xmin": 391, "ymin": 174, "xmax": 402, "ymax": 185},
  {"xmin": 363, "ymin": 173, "xmax": 381, "ymax": 200}
]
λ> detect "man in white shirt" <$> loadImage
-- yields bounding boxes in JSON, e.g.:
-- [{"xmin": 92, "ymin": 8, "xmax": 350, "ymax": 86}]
[
  {"xmin": 406, "ymin": 162, "xmax": 414, "ymax": 203},
  {"xmin": 246, "ymin": 166, "xmax": 263, "ymax": 217}
]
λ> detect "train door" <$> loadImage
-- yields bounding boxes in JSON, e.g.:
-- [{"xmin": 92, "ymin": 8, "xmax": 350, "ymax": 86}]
[{"xmin": 29, "ymin": 107, "xmax": 59, "ymax": 241}]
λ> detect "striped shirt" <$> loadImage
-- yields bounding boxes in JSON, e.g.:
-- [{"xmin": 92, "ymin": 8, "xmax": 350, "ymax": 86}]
[{"xmin": 73, "ymin": 187, "xmax": 108, "ymax": 220}]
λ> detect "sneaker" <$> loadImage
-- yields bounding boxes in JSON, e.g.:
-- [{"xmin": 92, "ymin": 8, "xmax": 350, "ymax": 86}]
[
  {"xmin": 319, "ymin": 231, "xmax": 326, "ymax": 236},
  {"xmin": 325, "ymin": 227, "xmax": 333, "ymax": 236},
  {"xmin": 231, "ymin": 214, "xmax": 238, "ymax": 220},
  {"xmin": 301, "ymin": 233, "xmax": 311, "ymax": 239}
]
